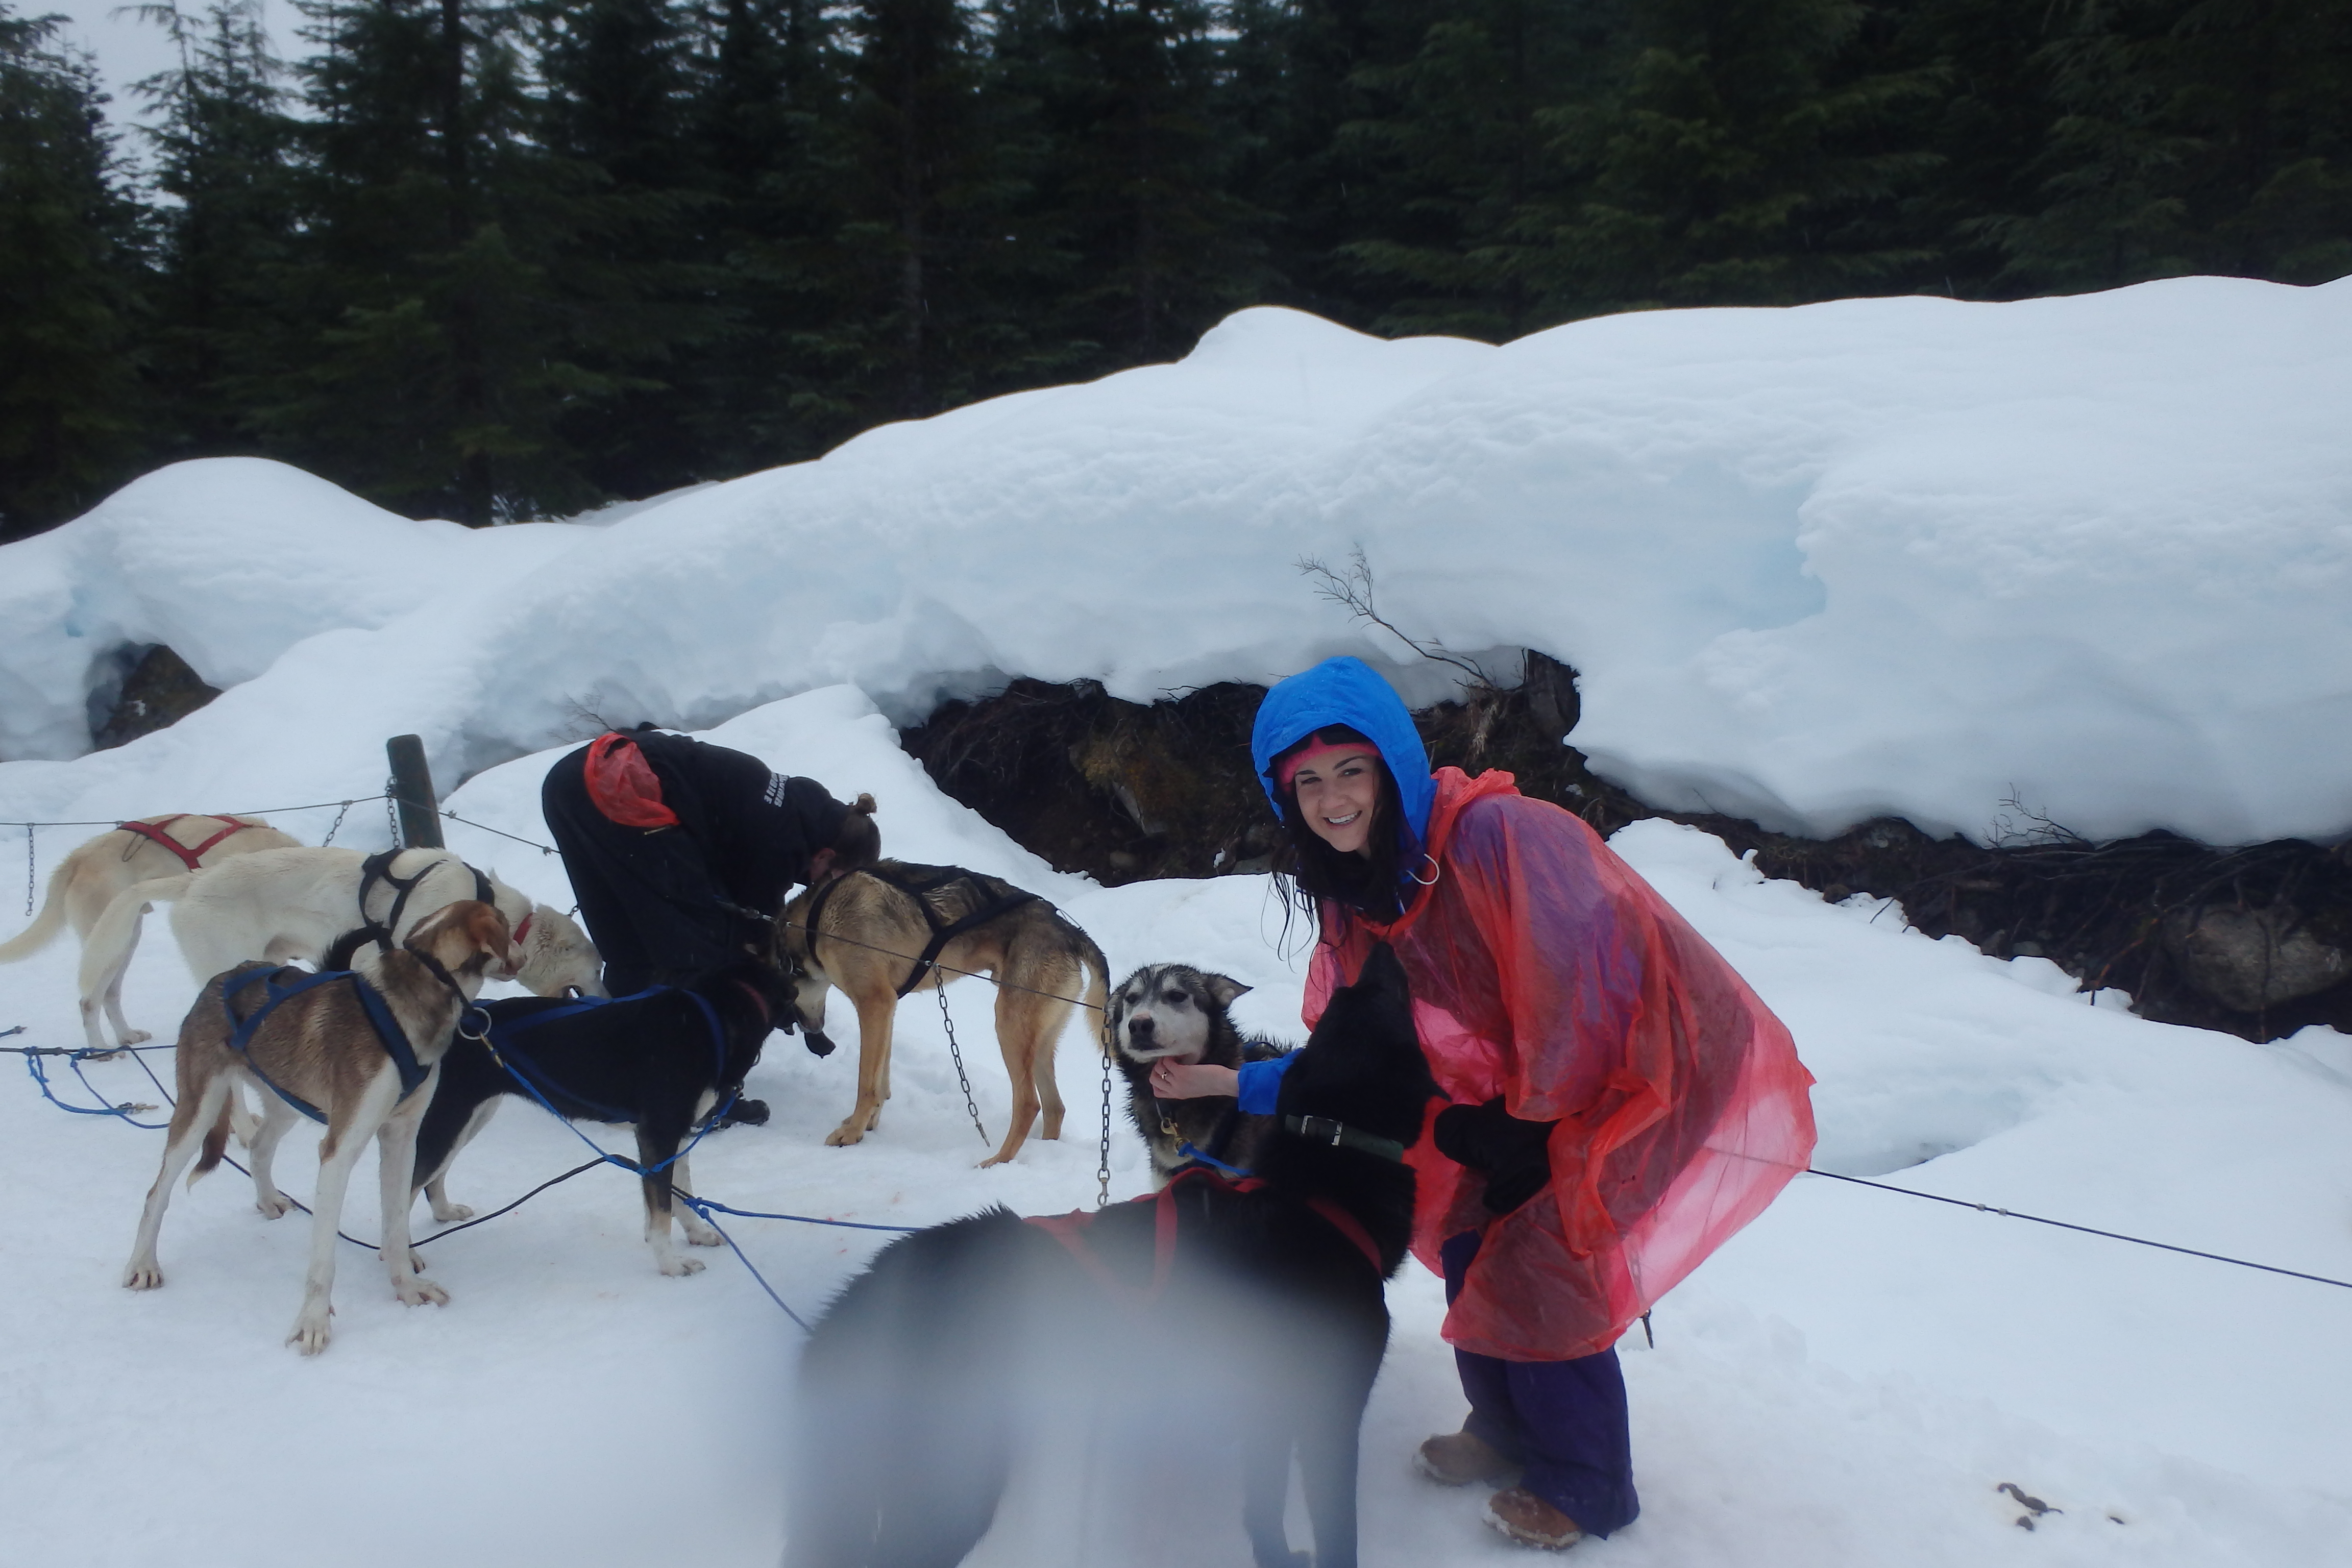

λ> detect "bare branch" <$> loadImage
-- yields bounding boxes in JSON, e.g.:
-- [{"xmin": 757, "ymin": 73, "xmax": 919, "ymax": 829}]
[{"xmin": 1297, "ymin": 547, "xmax": 1495, "ymax": 689}]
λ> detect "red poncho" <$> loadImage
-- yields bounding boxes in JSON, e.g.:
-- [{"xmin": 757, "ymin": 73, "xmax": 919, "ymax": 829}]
[{"xmin": 1303, "ymin": 769, "xmax": 1817, "ymax": 1360}]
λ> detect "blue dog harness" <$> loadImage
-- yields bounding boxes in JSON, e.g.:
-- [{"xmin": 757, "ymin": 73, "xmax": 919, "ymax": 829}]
[
  {"xmin": 220, "ymin": 965, "xmax": 434, "ymax": 1124},
  {"xmin": 477, "ymin": 986, "xmax": 730, "ymax": 1125}
]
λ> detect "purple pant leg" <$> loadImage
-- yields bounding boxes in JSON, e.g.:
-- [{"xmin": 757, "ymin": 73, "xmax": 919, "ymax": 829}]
[{"xmin": 1440, "ymin": 1230, "xmax": 1641, "ymax": 1538}]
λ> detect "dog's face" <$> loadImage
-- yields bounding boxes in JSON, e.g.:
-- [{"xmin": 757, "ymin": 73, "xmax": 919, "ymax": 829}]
[
  {"xmin": 406, "ymin": 900, "xmax": 520, "ymax": 991},
  {"xmin": 517, "ymin": 905, "xmax": 603, "ymax": 996},
  {"xmin": 1109, "ymin": 964, "xmax": 1252, "ymax": 1066},
  {"xmin": 775, "ymin": 948, "xmax": 836, "ymax": 1052}
]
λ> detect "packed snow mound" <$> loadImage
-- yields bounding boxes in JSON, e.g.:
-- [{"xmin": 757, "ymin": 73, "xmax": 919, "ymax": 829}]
[
  {"xmin": 0, "ymin": 457, "xmax": 600, "ymax": 763},
  {"xmin": 7, "ymin": 277, "xmax": 2350, "ymax": 844}
]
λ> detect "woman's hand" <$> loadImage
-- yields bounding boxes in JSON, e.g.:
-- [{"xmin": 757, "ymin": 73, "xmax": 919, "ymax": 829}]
[{"xmin": 1147, "ymin": 1060, "xmax": 1240, "ymax": 1099}]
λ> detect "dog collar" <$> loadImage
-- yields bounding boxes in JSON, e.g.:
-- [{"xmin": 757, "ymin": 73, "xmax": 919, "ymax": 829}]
[{"xmin": 1283, "ymin": 1114, "xmax": 1407, "ymax": 1163}]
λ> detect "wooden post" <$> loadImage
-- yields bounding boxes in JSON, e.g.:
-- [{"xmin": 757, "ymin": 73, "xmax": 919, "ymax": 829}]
[{"xmin": 385, "ymin": 734, "xmax": 444, "ymax": 849}]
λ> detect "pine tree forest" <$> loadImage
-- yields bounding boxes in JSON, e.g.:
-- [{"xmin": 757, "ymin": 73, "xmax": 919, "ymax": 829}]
[{"xmin": 4, "ymin": 0, "xmax": 2348, "ymax": 537}]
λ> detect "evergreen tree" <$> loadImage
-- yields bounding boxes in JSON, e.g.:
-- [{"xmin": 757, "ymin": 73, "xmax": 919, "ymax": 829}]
[
  {"xmin": 680, "ymin": 0, "xmax": 848, "ymax": 471},
  {"xmin": 0, "ymin": 4, "xmax": 147, "ymax": 540},
  {"xmin": 1530, "ymin": 0, "xmax": 1944, "ymax": 316},
  {"xmin": 1334, "ymin": 0, "xmax": 1622, "ymax": 338},
  {"xmin": 1216, "ymin": 0, "xmax": 1391, "ymax": 327},
  {"xmin": 999, "ymin": 0, "xmax": 1268, "ymax": 366},
  {"xmin": 531, "ymin": 0, "xmax": 731, "ymax": 498},
  {"xmin": 817, "ymin": 0, "xmax": 1039, "ymax": 422},
  {"xmin": 270, "ymin": 0, "xmax": 615, "ymax": 523},
  {"xmin": 131, "ymin": 0, "xmax": 302, "ymax": 457},
  {"xmin": 1989, "ymin": 0, "xmax": 2352, "ymax": 289}
]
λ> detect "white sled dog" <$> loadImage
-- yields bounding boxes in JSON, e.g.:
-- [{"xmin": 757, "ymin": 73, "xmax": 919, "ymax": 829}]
[
  {"xmin": 78, "ymin": 846, "xmax": 604, "ymax": 1042},
  {"xmin": 0, "ymin": 814, "xmax": 302, "ymax": 1054},
  {"xmin": 122, "ymin": 899, "xmax": 519, "ymax": 1354}
]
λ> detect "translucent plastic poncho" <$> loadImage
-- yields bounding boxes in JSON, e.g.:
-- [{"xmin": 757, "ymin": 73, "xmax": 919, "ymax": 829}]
[{"xmin": 1303, "ymin": 769, "xmax": 1817, "ymax": 1361}]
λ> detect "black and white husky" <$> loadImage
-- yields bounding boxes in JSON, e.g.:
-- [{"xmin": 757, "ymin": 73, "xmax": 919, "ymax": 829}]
[{"xmin": 1106, "ymin": 962, "xmax": 1292, "ymax": 1183}]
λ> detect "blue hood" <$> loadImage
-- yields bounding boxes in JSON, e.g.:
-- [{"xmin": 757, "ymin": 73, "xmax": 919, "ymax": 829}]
[{"xmin": 1251, "ymin": 656, "xmax": 1436, "ymax": 848}]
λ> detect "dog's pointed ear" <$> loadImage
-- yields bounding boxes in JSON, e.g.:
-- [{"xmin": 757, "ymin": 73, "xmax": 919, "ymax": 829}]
[
  {"xmin": 1203, "ymin": 973, "xmax": 1253, "ymax": 1008},
  {"xmin": 461, "ymin": 900, "xmax": 522, "ymax": 977}
]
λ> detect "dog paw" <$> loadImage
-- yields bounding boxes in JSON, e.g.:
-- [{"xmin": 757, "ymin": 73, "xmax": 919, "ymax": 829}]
[
  {"xmin": 684, "ymin": 1225, "xmax": 724, "ymax": 1247},
  {"xmin": 658, "ymin": 1255, "xmax": 708, "ymax": 1277},
  {"xmin": 119, "ymin": 1028, "xmax": 153, "ymax": 1046},
  {"xmin": 977, "ymin": 1153, "xmax": 1014, "ymax": 1169},
  {"xmin": 122, "ymin": 1261, "xmax": 163, "ymax": 1290},
  {"xmin": 87, "ymin": 1047, "xmax": 125, "ymax": 1062},
  {"xmin": 255, "ymin": 1191, "xmax": 293, "ymax": 1219},
  {"xmin": 824, "ymin": 1123, "xmax": 868, "ymax": 1147},
  {"xmin": 287, "ymin": 1317, "xmax": 332, "ymax": 1355},
  {"xmin": 429, "ymin": 1202, "xmax": 474, "ymax": 1223},
  {"xmin": 394, "ymin": 1277, "xmax": 449, "ymax": 1308}
]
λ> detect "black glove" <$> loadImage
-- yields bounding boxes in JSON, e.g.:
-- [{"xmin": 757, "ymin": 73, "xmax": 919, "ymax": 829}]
[{"xmin": 1433, "ymin": 1097, "xmax": 1555, "ymax": 1216}]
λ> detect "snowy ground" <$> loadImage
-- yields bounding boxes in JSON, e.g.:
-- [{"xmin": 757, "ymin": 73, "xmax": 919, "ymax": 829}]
[{"xmin": 3, "ymin": 691, "xmax": 2348, "ymax": 1567}]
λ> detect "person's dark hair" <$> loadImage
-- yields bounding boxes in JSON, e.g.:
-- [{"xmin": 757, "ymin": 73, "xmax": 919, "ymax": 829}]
[
  {"xmin": 829, "ymin": 792, "xmax": 881, "ymax": 871},
  {"xmin": 1267, "ymin": 726, "xmax": 1413, "ymax": 933}
]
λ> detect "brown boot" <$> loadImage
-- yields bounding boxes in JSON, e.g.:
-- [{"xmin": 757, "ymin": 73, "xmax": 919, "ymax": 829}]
[
  {"xmin": 1483, "ymin": 1487, "xmax": 1585, "ymax": 1550},
  {"xmin": 1414, "ymin": 1428, "xmax": 1520, "ymax": 1487}
]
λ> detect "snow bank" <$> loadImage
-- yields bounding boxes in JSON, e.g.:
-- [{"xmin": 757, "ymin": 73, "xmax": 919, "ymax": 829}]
[{"xmin": 7, "ymin": 276, "xmax": 2350, "ymax": 844}]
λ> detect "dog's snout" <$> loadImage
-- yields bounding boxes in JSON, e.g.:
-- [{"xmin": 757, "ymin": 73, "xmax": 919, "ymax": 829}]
[{"xmin": 1128, "ymin": 1014, "xmax": 1155, "ymax": 1039}]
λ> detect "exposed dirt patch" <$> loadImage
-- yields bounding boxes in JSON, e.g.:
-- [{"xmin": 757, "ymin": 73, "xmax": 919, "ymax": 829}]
[
  {"xmin": 898, "ymin": 652, "xmax": 2352, "ymax": 1045},
  {"xmin": 90, "ymin": 644, "xmax": 221, "ymax": 751}
]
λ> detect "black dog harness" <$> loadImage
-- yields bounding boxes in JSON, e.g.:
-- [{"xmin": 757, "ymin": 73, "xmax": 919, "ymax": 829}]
[
  {"xmin": 220, "ymin": 965, "xmax": 431, "ymax": 1124},
  {"xmin": 802, "ymin": 863, "xmax": 1043, "ymax": 998},
  {"xmin": 322, "ymin": 849, "xmax": 510, "ymax": 971}
]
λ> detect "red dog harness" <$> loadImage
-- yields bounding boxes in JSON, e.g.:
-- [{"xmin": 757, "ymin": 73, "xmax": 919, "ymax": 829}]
[
  {"xmin": 116, "ymin": 814, "xmax": 255, "ymax": 871},
  {"xmin": 1024, "ymin": 1166, "xmax": 1383, "ymax": 1306}
]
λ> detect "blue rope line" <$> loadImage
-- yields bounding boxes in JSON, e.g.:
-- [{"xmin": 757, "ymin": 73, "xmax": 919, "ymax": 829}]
[
  {"xmin": 23, "ymin": 1049, "xmax": 169, "ymax": 1128},
  {"xmin": 491, "ymin": 1051, "xmax": 736, "ymax": 1178},
  {"xmin": 681, "ymin": 1195, "xmax": 921, "ymax": 1233},
  {"xmin": 672, "ymin": 1193, "xmax": 812, "ymax": 1331}
]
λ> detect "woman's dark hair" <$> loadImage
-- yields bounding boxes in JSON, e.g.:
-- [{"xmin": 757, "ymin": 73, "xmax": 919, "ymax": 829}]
[
  {"xmin": 830, "ymin": 792, "xmax": 881, "ymax": 871},
  {"xmin": 1267, "ymin": 725, "xmax": 1415, "ymax": 932}
]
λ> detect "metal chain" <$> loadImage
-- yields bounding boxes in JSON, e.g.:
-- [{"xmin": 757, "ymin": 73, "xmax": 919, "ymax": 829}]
[
  {"xmin": 383, "ymin": 777, "xmax": 401, "ymax": 847},
  {"xmin": 1096, "ymin": 1034, "xmax": 1114, "ymax": 1209},
  {"xmin": 21, "ymin": 824, "xmax": 33, "ymax": 917},
  {"xmin": 935, "ymin": 985, "xmax": 989, "ymax": 1146},
  {"xmin": 320, "ymin": 799, "xmax": 353, "ymax": 847}
]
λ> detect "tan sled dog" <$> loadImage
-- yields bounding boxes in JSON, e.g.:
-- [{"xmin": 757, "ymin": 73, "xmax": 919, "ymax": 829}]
[
  {"xmin": 0, "ymin": 814, "xmax": 301, "ymax": 1052},
  {"xmin": 122, "ymin": 899, "xmax": 518, "ymax": 1354},
  {"xmin": 778, "ymin": 862, "xmax": 1109, "ymax": 1167}
]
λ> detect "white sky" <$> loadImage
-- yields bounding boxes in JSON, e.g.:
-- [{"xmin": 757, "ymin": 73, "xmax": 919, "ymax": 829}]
[{"xmin": 45, "ymin": 0, "xmax": 304, "ymax": 125}]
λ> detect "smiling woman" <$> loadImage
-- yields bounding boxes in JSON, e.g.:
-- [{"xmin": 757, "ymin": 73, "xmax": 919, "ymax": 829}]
[{"xmin": 1152, "ymin": 654, "xmax": 1820, "ymax": 1553}]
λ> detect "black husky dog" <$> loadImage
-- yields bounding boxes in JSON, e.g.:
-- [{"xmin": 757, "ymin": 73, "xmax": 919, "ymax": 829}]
[
  {"xmin": 787, "ymin": 942, "xmax": 1436, "ymax": 1568},
  {"xmin": 410, "ymin": 953, "xmax": 793, "ymax": 1277}
]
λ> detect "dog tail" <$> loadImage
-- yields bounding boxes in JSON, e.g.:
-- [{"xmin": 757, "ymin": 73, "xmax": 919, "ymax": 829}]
[
  {"xmin": 1077, "ymin": 929, "xmax": 1112, "ymax": 1054},
  {"xmin": 0, "ymin": 857, "xmax": 78, "ymax": 962},
  {"xmin": 191, "ymin": 1091, "xmax": 236, "ymax": 1185}
]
